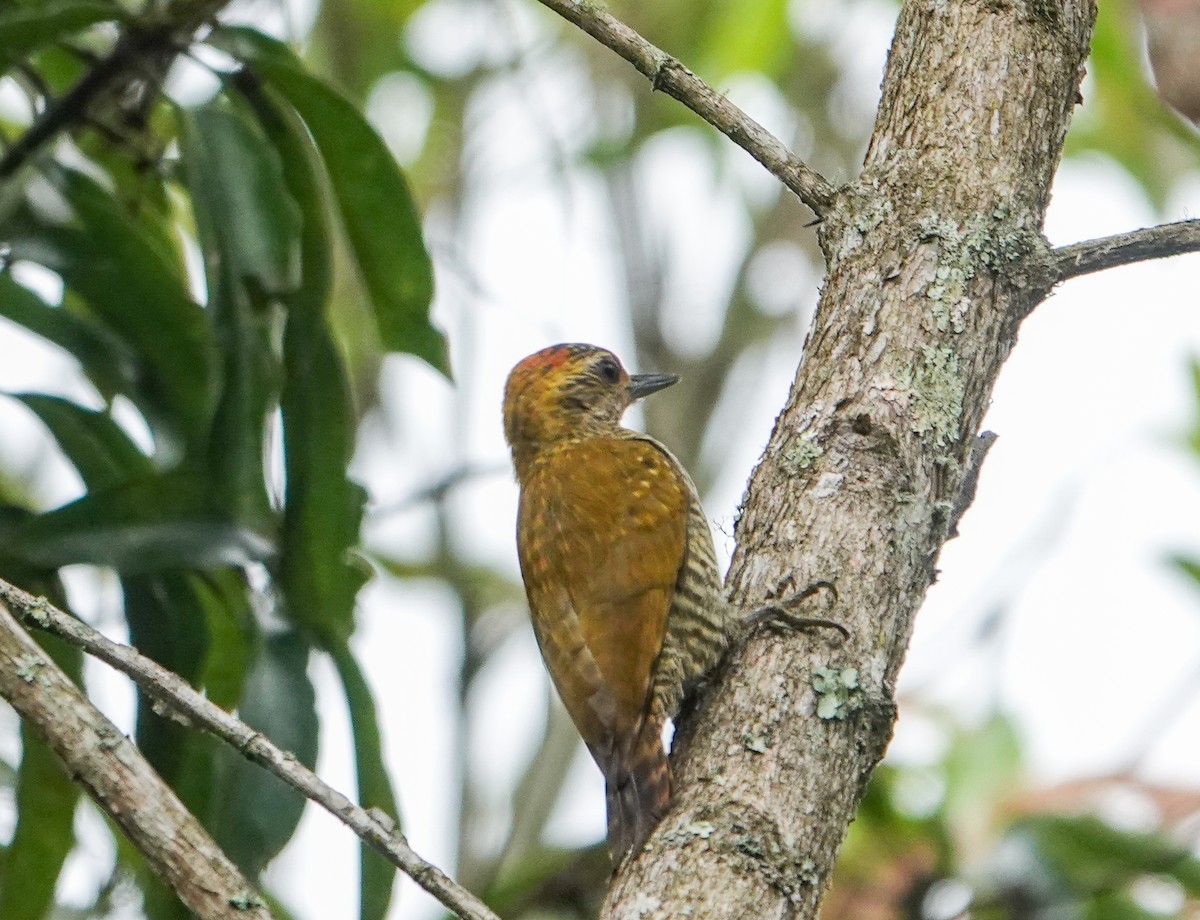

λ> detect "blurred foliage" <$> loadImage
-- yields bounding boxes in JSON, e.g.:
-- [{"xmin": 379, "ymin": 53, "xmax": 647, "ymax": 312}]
[
  {"xmin": 826, "ymin": 711, "xmax": 1200, "ymax": 920},
  {"xmin": 1069, "ymin": 0, "xmax": 1200, "ymax": 208},
  {"xmin": 0, "ymin": 0, "xmax": 1197, "ymax": 919},
  {"xmin": 0, "ymin": 0, "xmax": 442, "ymax": 916}
]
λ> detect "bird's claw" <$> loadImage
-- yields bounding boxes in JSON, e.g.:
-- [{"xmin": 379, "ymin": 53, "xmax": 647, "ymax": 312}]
[{"xmin": 742, "ymin": 581, "xmax": 847, "ymax": 642}]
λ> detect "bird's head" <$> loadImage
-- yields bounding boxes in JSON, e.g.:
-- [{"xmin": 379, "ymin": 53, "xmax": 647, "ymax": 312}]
[{"xmin": 503, "ymin": 343, "xmax": 678, "ymax": 468}]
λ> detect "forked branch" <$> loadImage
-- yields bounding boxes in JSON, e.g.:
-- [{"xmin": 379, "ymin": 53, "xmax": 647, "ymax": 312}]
[
  {"xmin": 533, "ymin": 0, "xmax": 836, "ymax": 215},
  {"xmin": 0, "ymin": 597, "xmax": 272, "ymax": 920},
  {"xmin": 0, "ymin": 578, "xmax": 500, "ymax": 920},
  {"xmin": 0, "ymin": 0, "xmax": 234, "ymax": 180}
]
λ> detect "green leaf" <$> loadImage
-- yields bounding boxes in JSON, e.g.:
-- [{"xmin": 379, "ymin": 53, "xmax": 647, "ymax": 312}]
[
  {"xmin": 211, "ymin": 27, "xmax": 448, "ymax": 375},
  {"xmin": 213, "ymin": 630, "xmax": 318, "ymax": 878},
  {"xmin": 20, "ymin": 40, "xmax": 88, "ymax": 100},
  {"xmin": 7, "ymin": 167, "xmax": 219, "ymax": 442},
  {"xmin": 0, "ymin": 1, "xmax": 123, "ymax": 61},
  {"xmin": 0, "ymin": 272, "xmax": 139, "ymax": 401},
  {"xmin": 192, "ymin": 570, "xmax": 256, "ymax": 711},
  {"xmin": 1, "ymin": 471, "xmax": 273, "ymax": 573},
  {"xmin": 330, "ymin": 641, "xmax": 399, "ymax": 920},
  {"xmin": 11, "ymin": 393, "xmax": 150, "ymax": 490},
  {"xmin": 178, "ymin": 102, "xmax": 301, "ymax": 297},
  {"xmin": 238, "ymin": 77, "xmax": 369, "ymax": 644},
  {"xmin": 77, "ymin": 135, "xmax": 182, "ymax": 279},
  {"xmin": 122, "ymin": 574, "xmax": 212, "ymax": 786},
  {"xmin": 179, "ymin": 100, "xmax": 296, "ymax": 525},
  {"xmin": 277, "ymin": 321, "xmax": 368, "ymax": 642},
  {"xmin": 233, "ymin": 76, "xmax": 333, "ymax": 327}
]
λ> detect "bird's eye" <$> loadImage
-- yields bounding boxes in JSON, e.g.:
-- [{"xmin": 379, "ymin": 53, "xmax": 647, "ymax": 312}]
[{"xmin": 596, "ymin": 357, "xmax": 621, "ymax": 384}]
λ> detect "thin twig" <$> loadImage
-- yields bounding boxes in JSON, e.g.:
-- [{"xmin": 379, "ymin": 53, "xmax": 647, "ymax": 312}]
[
  {"xmin": 0, "ymin": 578, "xmax": 501, "ymax": 920},
  {"xmin": 0, "ymin": 598, "xmax": 273, "ymax": 920},
  {"xmin": 1053, "ymin": 219, "xmax": 1200, "ymax": 282},
  {"xmin": 532, "ymin": 0, "xmax": 836, "ymax": 216},
  {"xmin": 0, "ymin": 0, "xmax": 229, "ymax": 180},
  {"xmin": 0, "ymin": 25, "xmax": 163, "ymax": 179}
]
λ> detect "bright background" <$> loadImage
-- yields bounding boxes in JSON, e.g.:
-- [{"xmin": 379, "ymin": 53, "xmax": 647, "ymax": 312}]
[{"xmin": 2, "ymin": 0, "xmax": 1200, "ymax": 917}]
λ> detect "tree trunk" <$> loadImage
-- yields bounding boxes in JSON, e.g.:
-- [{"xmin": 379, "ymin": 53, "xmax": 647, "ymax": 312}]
[{"xmin": 604, "ymin": 1, "xmax": 1096, "ymax": 916}]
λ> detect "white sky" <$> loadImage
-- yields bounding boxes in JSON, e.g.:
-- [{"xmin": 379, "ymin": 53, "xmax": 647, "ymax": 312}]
[{"xmin": 1, "ymin": 0, "xmax": 1199, "ymax": 918}]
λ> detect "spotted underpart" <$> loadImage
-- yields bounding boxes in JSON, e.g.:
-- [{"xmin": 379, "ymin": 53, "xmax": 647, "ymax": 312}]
[{"xmin": 504, "ymin": 343, "xmax": 730, "ymax": 863}]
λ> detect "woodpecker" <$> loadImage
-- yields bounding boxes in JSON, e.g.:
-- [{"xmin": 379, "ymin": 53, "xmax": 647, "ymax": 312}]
[{"xmin": 504, "ymin": 343, "xmax": 730, "ymax": 862}]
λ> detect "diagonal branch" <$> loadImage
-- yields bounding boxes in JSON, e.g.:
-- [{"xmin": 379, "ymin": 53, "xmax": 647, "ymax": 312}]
[
  {"xmin": 0, "ymin": 578, "xmax": 500, "ymax": 920},
  {"xmin": 532, "ymin": 0, "xmax": 836, "ymax": 216},
  {"xmin": 0, "ymin": 0, "xmax": 232, "ymax": 180},
  {"xmin": 1053, "ymin": 218, "xmax": 1200, "ymax": 281},
  {"xmin": 0, "ymin": 597, "xmax": 272, "ymax": 920}
]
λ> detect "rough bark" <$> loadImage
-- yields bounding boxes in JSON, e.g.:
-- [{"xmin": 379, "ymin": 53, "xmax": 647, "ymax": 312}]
[{"xmin": 604, "ymin": 1, "xmax": 1095, "ymax": 917}]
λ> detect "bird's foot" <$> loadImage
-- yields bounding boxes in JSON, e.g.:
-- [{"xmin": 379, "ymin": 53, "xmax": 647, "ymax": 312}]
[{"xmin": 741, "ymin": 581, "xmax": 847, "ymax": 643}]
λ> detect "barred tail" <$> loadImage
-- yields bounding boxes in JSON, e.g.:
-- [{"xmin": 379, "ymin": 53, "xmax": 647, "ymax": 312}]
[{"xmin": 604, "ymin": 719, "xmax": 671, "ymax": 863}]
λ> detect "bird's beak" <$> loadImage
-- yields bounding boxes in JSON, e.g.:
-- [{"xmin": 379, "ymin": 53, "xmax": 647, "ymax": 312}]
[{"xmin": 627, "ymin": 373, "xmax": 680, "ymax": 401}]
